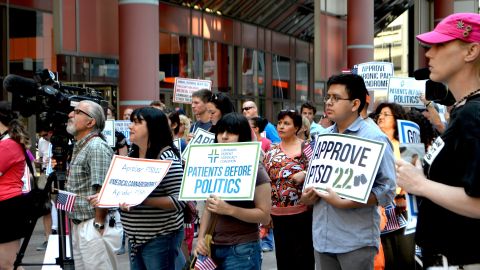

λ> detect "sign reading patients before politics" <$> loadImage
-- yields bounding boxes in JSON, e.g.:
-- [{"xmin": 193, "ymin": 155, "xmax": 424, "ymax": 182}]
[
  {"xmin": 102, "ymin": 119, "xmax": 116, "ymax": 147},
  {"xmin": 179, "ymin": 142, "xmax": 262, "ymax": 201},
  {"xmin": 303, "ymin": 134, "xmax": 386, "ymax": 204},
  {"xmin": 356, "ymin": 62, "xmax": 394, "ymax": 90},
  {"xmin": 115, "ymin": 120, "xmax": 131, "ymax": 145},
  {"xmin": 387, "ymin": 77, "xmax": 426, "ymax": 107},
  {"xmin": 397, "ymin": 120, "xmax": 421, "ymax": 144},
  {"xmin": 173, "ymin": 77, "xmax": 212, "ymax": 104},
  {"xmin": 181, "ymin": 128, "xmax": 216, "ymax": 160},
  {"xmin": 97, "ymin": 155, "xmax": 173, "ymax": 207}
]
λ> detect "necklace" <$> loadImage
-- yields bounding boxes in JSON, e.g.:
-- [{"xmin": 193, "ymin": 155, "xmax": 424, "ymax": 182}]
[{"xmin": 453, "ymin": 88, "xmax": 480, "ymax": 109}]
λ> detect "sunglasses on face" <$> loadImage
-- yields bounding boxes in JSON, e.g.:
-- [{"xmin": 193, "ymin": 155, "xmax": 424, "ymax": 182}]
[{"xmin": 242, "ymin": 106, "xmax": 254, "ymax": 112}]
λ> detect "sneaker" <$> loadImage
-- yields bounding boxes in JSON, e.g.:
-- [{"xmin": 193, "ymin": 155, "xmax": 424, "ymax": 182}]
[
  {"xmin": 36, "ymin": 241, "xmax": 48, "ymax": 251},
  {"xmin": 262, "ymin": 247, "xmax": 273, "ymax": 252},
  {"xmin": 116, "ymin": 247, "xmax": 126, "ymax": 255}
]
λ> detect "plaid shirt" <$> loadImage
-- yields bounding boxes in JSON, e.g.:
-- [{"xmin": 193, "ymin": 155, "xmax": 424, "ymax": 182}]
[{"xmin": 66, "ymin": 133, "xmax": 113, "ymax": 221}]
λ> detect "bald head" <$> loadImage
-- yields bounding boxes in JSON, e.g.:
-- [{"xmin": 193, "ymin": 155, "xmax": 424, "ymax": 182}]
[{"xmin": 242, "ymin": 101, "xmax": 258, "ymax": 118}]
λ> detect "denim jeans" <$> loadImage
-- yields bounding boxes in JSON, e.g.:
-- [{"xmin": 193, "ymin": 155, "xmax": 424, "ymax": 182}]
[
  {"xmin": 129, "ymin": 228, "xmax": 184, "ymax": 270},
  {"xmin": 261, "ymin": 229, "xmax": 275, "ymax": 251},
  {"xmin": 212, "ymin": 240, "xmax": 262, "ymax": 270}
]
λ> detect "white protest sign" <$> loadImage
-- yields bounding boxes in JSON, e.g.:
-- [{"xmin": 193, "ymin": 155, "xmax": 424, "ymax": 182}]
[
  {"xmin": 173, "ymin": 138, "xmax": 182, "ymax": 153},
  {"xmin": 102, "ymin": 119, "xmax": 116, "ymax": 147},
  {"xmin": 115, "ymin": 120, "xmax": 131, "ymax": 145},
  {"xmin": 356, "ymin": 62, "xmax": 394, "ymax": 90},
  {"xmin": 303, "ymin": 134, "xmax": 386, "ymax": 204},
  {"xmin": 179, "ymin": 142, "xmax": 261, "ymax": 201},
  {"xmin": 173, "ymin": 77, "xmax": 212, "ymax": 104},
  {"xmin": 97, "ymin": 155, "xmax": 173, "ymax": 207},
  {"xmin": 181, "ymin": 128, "xmax": 215, "ymax": 160},
  {"xmin": 397, "ymin": 119, "xmax": 421, "ymax": 144},
  {"xmin": 387, "ymin": 77, "xmax": 426, "ymax": 107}
]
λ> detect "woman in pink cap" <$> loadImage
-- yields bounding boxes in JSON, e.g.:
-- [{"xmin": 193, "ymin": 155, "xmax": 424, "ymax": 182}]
[{"xmin": 395, "ymin": 13, "xmax": 480, "ymax": 269}]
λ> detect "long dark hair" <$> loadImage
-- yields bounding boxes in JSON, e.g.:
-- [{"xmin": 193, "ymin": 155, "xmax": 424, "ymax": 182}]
[
  {"xmin": 0, "ymin": 101, "xmax": 30, "ymax": 148},
  {"xmin": 208, "ymin": 92, "xmax": 235, "ymax": 117},
  {"xmin": 214, "ymin": 112, "xmax": 252, "ymax": 143},
  {"xmin": 129, "ymin": 107, "xmax": 180, "ymax": 159}
]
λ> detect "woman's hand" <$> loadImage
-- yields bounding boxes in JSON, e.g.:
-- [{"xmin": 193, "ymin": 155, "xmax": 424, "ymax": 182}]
[
  {"xmin": 291, "ymin": 171, "xmax": 307, "ymax": 184},
  {"xmin": 194, "ymin": 236, "xmax": 210, "ymax": 256},
  {"xmin": 300, "ymin": 186, "xmax": 320, "ymax": 205},
  {"xmin": 119, "ymin": 202, "xmax": 131, "ymax": 212},
  {"xmin": 206, "ymin": 195, "xmax": 232, "ymax": 216},
  {"xmin": 395, "ymin": 159, "xmax": 427, "ymax": 196}
]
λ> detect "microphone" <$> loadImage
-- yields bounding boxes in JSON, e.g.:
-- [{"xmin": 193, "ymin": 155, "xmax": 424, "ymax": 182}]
[
  {"xmin": 413, "ymin": 68, "xmax": 455, "ymax": 106},
  {"xmin": 3, "ymin": 74, "xmax": 38, "ymax": 97}
]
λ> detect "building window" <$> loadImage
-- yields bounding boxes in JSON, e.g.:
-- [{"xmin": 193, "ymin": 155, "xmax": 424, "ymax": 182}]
[
  {"xmin": 203, "ymin": 40, "xmax": 231, "ymax": 93},
  {"xmin": 272, "ymin": 54, "xmax": 290, "ymax": 100},
  {"xmin": 8, "ymin": 8, "xmax": 55, "ymax": 77},
  {"xmin": 238, "ymin": 48, "xmax": 265, "ymax": 97},
  {"xmin": 159, "ymin": 33, "xmax": 189, "ymax": 90},
  {"xmin": 296, "ymin": 61, "xmax": 309, "ymax": 106}
]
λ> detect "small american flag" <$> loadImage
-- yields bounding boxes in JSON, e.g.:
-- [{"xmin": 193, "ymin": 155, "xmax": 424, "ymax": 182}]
[
  {"xmin": 382, "ymin": 203, "xmax": 407, "ymax": 234},
  {"xmin": 194, "ymin": 254, "xmax": 216, "ymax": 270},
  {"xmin": 56, "ymin": 190, "xmax": 76, "ymax": 212},
  {"xmin": 303, "ymin": 143, "xmax": 313, "ymax": 159}
]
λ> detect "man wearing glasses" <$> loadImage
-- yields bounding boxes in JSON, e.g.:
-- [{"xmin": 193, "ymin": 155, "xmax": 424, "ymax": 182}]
[
  {"xmin": 301, "ymin": 74, "xmax": 396, "ymax": 270},
  {"xmin": 241, "ymin": 100, "xmax": 280, "ymax": 143},
  {"xmin": 66, "ymin": 100, "xmax": 122, "ymax": 269}
]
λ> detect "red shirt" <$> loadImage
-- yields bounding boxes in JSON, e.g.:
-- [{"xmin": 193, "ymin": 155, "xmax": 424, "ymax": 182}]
[{"xmin": 0, "ymin": 138, "xmax": 25, "ymax": 201}]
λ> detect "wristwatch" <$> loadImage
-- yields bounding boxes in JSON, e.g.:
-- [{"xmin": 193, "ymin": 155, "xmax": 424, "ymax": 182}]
[{"xmin": 93, "ymin": 221, "xmax": 105, "ymax": 230}]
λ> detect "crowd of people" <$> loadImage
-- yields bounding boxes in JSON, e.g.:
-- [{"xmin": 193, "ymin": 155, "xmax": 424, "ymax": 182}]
[{"xmin": 0, "ymin": 12, "xmax": 480, "ymax": 270}]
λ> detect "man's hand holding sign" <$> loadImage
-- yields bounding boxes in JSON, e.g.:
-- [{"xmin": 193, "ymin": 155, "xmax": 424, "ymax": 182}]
[{"xmin": 301, "ymin": 134, "xmax": 386, "ymax": 208}]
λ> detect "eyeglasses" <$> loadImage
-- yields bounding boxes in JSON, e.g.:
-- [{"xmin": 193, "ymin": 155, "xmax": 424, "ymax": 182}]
[
  {"xmin": 280, "ymin": 109, "xmax": 296, "ymax": 113},
  {"xmin": 242, "ymin": 106, "xmax": 254, "ymax": 112},
  {"xmin": 323, "ymin": 94, "xmax": 352, "ymax": 103},
  {"xmin": 73, "ymin": 108, "xmax": 93, "ymax": 118}
]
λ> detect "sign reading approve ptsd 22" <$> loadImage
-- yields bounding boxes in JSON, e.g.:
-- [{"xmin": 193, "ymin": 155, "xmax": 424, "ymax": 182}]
[
  {"xmin": 97, "ymin": 156, "xmax": 173, "ymax": 207},
  {"xmin": 303, "ymin": 134, "xmax": 386, "ymax": 204},
  {"xmin": 179, "ymin": 142, "xmax": 261, "ymax": 201}
]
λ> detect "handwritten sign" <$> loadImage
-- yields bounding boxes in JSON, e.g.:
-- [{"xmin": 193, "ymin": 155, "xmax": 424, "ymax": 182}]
[
  {"xmin": 179, "ymin": 142, "xmax": 261, "ymax": 201},
  {"xmin": 102, "ymin": 119, "xmax": 116, "ymax": 147},
  {"xmin": 181, "ymin": 128, "xmax": 216, "ymax": 160},
  {"xmin": 115, "ymin": 120, "xmax": 131, "ymax": 145},
  {"xmin": 303, "ymin": 134, "xmax": 386, "ymax": 204},
  {"xmin": 357, "ymin": 62, "xmax": 394, "ymax": 90},
  {"xmin": 387, "ymin": 77, "xmax": 426, "ymax": 107},
  {"xmin": 397, "ymin": 120, "xmax": 421, "ymax": 144},
  {"xmin": 97, "ymin": 155, "xmax": 172, "ymax": 207},
  {"xmin": 173, "ymin": 77, "xmax": 212, "ymax": 104}
]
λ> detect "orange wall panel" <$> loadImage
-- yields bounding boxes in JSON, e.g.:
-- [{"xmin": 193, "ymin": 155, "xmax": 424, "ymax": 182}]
[
  {"xmin": 62, "ymin": 0, "xmax": 76, "ymax": 52},
  {"xmin": 78, "ymin": 0, "xmax": 118, "ymax": 56},
  {"xmin": 159, "ymin": 3, "xmax": 190, "ymax": 35}
]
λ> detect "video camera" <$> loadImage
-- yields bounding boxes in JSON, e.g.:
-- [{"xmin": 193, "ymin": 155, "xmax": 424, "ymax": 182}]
[
  {"xmin": 3, "ymin": 69, "xmax": 108, "ymax": 161},
  {"xmin": 413, "ymin": 68, "xmax": 456, "ymax": 106}
]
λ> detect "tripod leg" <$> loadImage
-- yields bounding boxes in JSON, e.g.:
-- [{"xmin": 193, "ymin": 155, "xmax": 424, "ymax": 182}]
[{"xmin": 13, "ymin": 219, "xmax": 37, "ymax": 270}]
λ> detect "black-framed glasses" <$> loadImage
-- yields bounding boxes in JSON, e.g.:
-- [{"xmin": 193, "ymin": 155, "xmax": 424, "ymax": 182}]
[
  {"xmin": 73, "ymin": 108, "xmax": 93, "ymax": 118},
  {"xmin": 242, "ymin": 106, "xmax": 254, "ymax": 112},
  {"xmin": 323, "ymin": 94, "xmax": 352, "ymax": 104}
]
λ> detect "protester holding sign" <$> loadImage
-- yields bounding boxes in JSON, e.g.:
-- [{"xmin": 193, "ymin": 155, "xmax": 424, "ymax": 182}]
[
  {"xmin": 206, "ymin": 92, "xmax": 235, "ymax": 134},
  {"xmin": 0, "ymin": 101, "xmax": 32, "ymax": 269},
  {"xmin": 374, "ymin": 103, "xmax": 415, "ymax": 270},
  {"xmin": 119, "ymin": 107, "xmax": 185, "ymax": 270},
  {"xmin": 188, "ymin": 89, "xmax": 213, "ymax": 142},
  {"xmin": 396, "ymin": 13, "xmax": 480, "ymax": 269},
  {"xmin": 263, "ymin": 109, "xmax": 314, "ymax": 270},
  {"xmin": 194, "ymin": 112, "xmax": 271, "ymax": 270},
  {"xmin": 301, "ymin": 74, "xmax": 396, "ymax": 270}
]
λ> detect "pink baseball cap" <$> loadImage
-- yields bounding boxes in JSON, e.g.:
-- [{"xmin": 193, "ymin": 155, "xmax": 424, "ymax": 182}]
[{"xmin": 416, "ymin": 13, "xmax": 480, "ymax": 45}]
